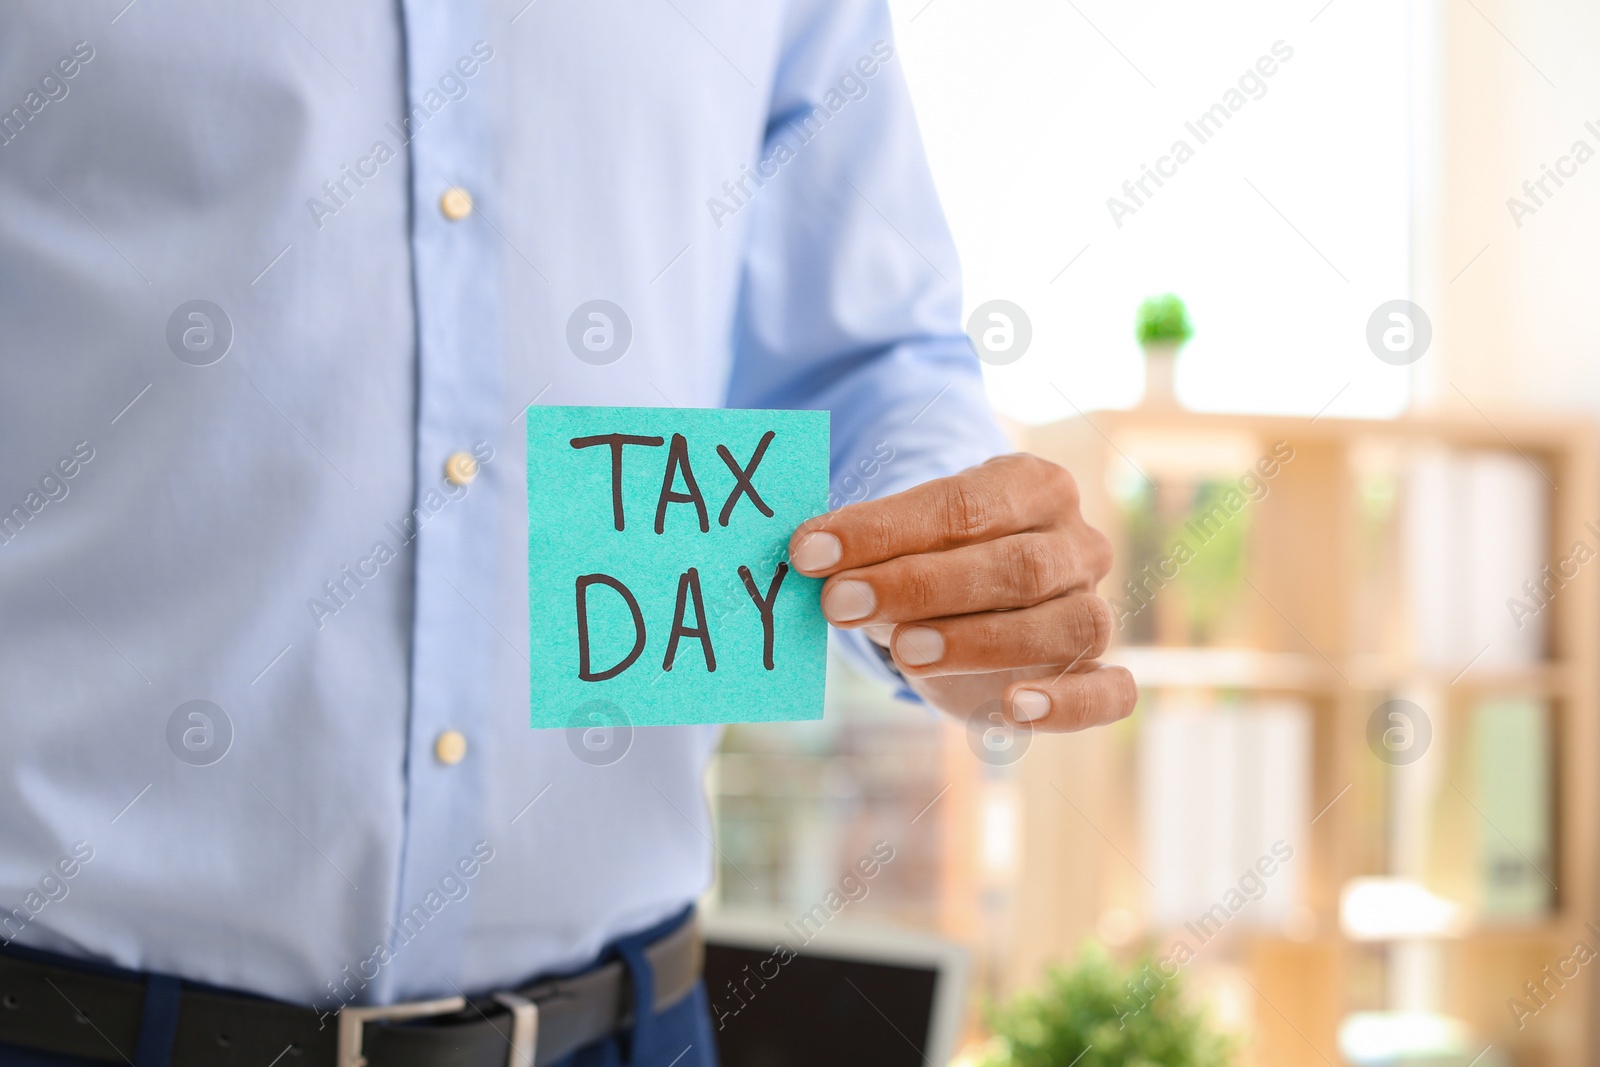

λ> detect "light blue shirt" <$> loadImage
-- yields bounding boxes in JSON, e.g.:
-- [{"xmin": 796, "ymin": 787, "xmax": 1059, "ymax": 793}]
[{"xmin": 0, "ymin": 0, "xmax": 1005, "ymax": 1011}]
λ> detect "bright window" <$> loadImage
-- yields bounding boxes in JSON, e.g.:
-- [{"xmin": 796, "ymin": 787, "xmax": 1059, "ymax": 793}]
[{"xmin": 889, "ymin": 0, "xmax": 1414, "ymax": 421}]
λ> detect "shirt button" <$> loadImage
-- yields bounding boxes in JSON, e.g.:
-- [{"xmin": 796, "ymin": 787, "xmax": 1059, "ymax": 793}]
[
  {"xmin": 444, "ymin": 451, "xmax": 479, "ymax": 486},
  {"xmin": 435, "ymin": 730, "xmax": 468, "ymax": 766},
  {"xmin": 439, "ymin": 187, "xmax": 473, "ymax": 221}
]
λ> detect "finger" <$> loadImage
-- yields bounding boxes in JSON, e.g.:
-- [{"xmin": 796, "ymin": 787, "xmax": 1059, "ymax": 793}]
[
  {"xmin": 1004, "ymin": 664, "xmax": 1137, "ymax": 732},
  {"xmin": 789, "ymin": 454, "xmax": 1076, "ymax": 576},
  {"xmin": 819, "ymin": 531, "xmax": 1100, "ymax": 626},
  {"xmin": 862, "ymin": 623, "xmax": 894, "ymax": 647},
  {"xmin": 887, "ymin": 593, "xmax": 1112, "ymax": 675}
]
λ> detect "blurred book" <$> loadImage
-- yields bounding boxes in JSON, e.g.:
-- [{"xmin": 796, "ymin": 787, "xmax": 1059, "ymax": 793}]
[
  {"xmin": 1404, "ymin": 449, "xmax": 1547, "ymax": 670},
  {"xmin": 1140, "ymin": 698, "xmax": 1310, "ymax": 930},
  {"xmin": 1113, "ymin": 477, "xmax": 1254, "ymax": 647},
  {"xmin": 1473, "ymin": 697, "xmax": 1553, "ymax": 918},
  {"xmin": 1421, "ymin": 694, "xmax": 1553, "ymax": 923}
]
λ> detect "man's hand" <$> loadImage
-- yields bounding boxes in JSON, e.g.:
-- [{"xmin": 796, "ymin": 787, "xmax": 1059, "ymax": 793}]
[{"xmin": 788, "ymin": 453, "xmax": 1137, "ymax": 730}]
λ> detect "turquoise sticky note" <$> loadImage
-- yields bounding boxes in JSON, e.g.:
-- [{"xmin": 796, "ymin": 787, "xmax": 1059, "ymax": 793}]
[{"xmin": 527, "ymin": 406, "xmax": 830, "ymax": 729}]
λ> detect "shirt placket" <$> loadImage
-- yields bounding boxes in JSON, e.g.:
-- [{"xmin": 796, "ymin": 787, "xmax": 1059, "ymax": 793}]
[{"xmin": 382, "ymin": 0, "xmax": 504, "ymax": 1002}]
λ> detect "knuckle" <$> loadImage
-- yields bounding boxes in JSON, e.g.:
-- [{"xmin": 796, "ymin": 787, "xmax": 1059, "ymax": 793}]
[
  {"xmin": 1061, "ymin": 605, "xmax": 1098, "ymax": 660},
  {"xmin": 1119, "ymin": 671, "xmax": 1139, "ymax": 718},
  {"xmin": 857, "ymin": 510, "xmax": 900, "ymax": 560},
  {"xmin": 941, "ymin": 479, "xmax": 1008, "ymax": 540},
  {"xmin": 1056, "ymin": 678, "xmax": 1095, "ymax": 730},
  {"xmin": 1078, "ymin": 596, "xmax": 1113, "ymax": 657},
  {"xmin": 899, "ymin": 561, "xmax": 944, "ymax": 617},
  {"xmin": 1107, "ymin": 667, "xmax": 1138, "ymax": 720},
  {"xmin": 1010, "ymin": 617, "xmax": 1053, "ymax": 665},
  {"xmin": 942, "ymin": 483, "xmax": 987, "ymax": 538},
  {"xmin": 1007, "ymin": 453, "xmax": 1080, "ymax": 511},
  {"xmin": 970, "ymin": 614, "xmax": 1012, "ymax": 659},
  {"xmin": 1048, "ymin": 667, "xmax": 1136, "ymax": 731},
  {"xmin": 1002, "ymin": 537, "xmax": 1063, "ymax": 604},
  {"xmin": 1086, "ymin": 526, "xmax": 1114, "ymax": 581},
  {"xmin": 952, "ymin": 612, "xmax": 1006, "ymax": 662},
  {"xmin": 1035, "ymin": 457, "xmax": 1079, "ymax": 507},
  {"xmin": 1058, "ymin": 524, "xmax": 1112, "ymax": 591}
]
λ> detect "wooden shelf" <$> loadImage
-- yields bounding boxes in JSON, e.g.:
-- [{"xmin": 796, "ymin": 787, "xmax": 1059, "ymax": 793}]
[
  {"xmin": 1341, "ymin": 656, "xmax": 1572, "ymax": 697},
  {"xmin": 1107, "ymin": 646, "xmax": 1573, "ymax": 697},
  {"xmin": 1023, "ymin": 406, "xmax": 1591, "ymax": 453},
  {"xmin": 1008, "ymin": 406, "xmax": 1600, "ymax": 1067},
  {"xmin": 1104, "ymin": 646, "xmax": 1331, "ymax": 690}
]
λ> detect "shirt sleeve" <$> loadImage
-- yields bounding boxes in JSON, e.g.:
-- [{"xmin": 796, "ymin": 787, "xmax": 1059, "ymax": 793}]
[{"xmin": 724, "ymin": 0, "xmax": 1012, "ymax": 689}]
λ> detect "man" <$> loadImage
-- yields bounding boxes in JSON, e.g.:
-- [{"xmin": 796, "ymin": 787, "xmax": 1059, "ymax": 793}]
[{"xmin": 0, "ymin": 1, "xmax": 1134, "ymax": 1064}]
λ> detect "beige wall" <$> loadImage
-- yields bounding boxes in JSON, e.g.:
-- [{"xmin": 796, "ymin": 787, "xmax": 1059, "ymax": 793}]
[{"xmin": 1420, "ymin": 0, "xmax": 1600, "ymax": 415}]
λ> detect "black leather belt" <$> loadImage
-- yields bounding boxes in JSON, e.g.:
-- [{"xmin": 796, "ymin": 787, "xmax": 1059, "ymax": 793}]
[{"xmin": 0, "ymin": 916, "xmax": 701, "ymax": 1067}]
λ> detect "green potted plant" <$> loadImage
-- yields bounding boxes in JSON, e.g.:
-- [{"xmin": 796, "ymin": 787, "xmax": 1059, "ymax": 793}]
[
  {"xmin": 975, "ymin": 944, "xmax": 1235, "ymax": 1067},
  {"xmin": 1135, "ymin": 294, "xmax": 1193, "ymax": 408}
]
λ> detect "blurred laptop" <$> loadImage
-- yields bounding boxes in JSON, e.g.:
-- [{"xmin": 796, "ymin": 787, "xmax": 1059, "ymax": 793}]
[{"xmin": 702, "ymin": 912, "xmax": 968, "ymax": 1067}]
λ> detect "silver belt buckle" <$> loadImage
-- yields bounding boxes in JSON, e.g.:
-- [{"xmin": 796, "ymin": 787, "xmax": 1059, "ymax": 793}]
[
  {"xmin": 492, "ymin": 991, "xmax": 540, "ymax": 1067},
  {"xmin": 335, "ymin": 994, "xmax": 466, "ymax": 1067}
]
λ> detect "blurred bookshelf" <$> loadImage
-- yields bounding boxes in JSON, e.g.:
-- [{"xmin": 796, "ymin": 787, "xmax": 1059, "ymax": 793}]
[
  {"xmin": 705, "ymin": 650, "xmax": 1019, "ymax": 1042},
  {"xmin": 703, "ymin": 406, "xmax": 1598, "ymax": 1067},
  {"xmin": 1019, "ymin": 408, "xmax": 1599, "ymax": 1067},
  {"xmin": 706, "ymin": 661, "xmax": 960, "ymax": 934}
]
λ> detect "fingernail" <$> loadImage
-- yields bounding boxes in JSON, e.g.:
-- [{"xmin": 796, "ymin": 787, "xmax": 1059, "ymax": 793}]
[
  {"xmin": 895, "ymin": 626, "xmax": 944, "ymax": 667},
  {"xmin": 1012, "ymin": 689, "xmax": 1050, "ymax": 723},
  {"xmin": 791, "ymin": 531, "xmax": 841, "ymax": 573},
  {"xmin": 822, "ymin": 580, "xmax": 875, "ymax": 623},
  {"xmin": 863, "ymin": 623, "xmax": 895, "ymax": 647}
]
